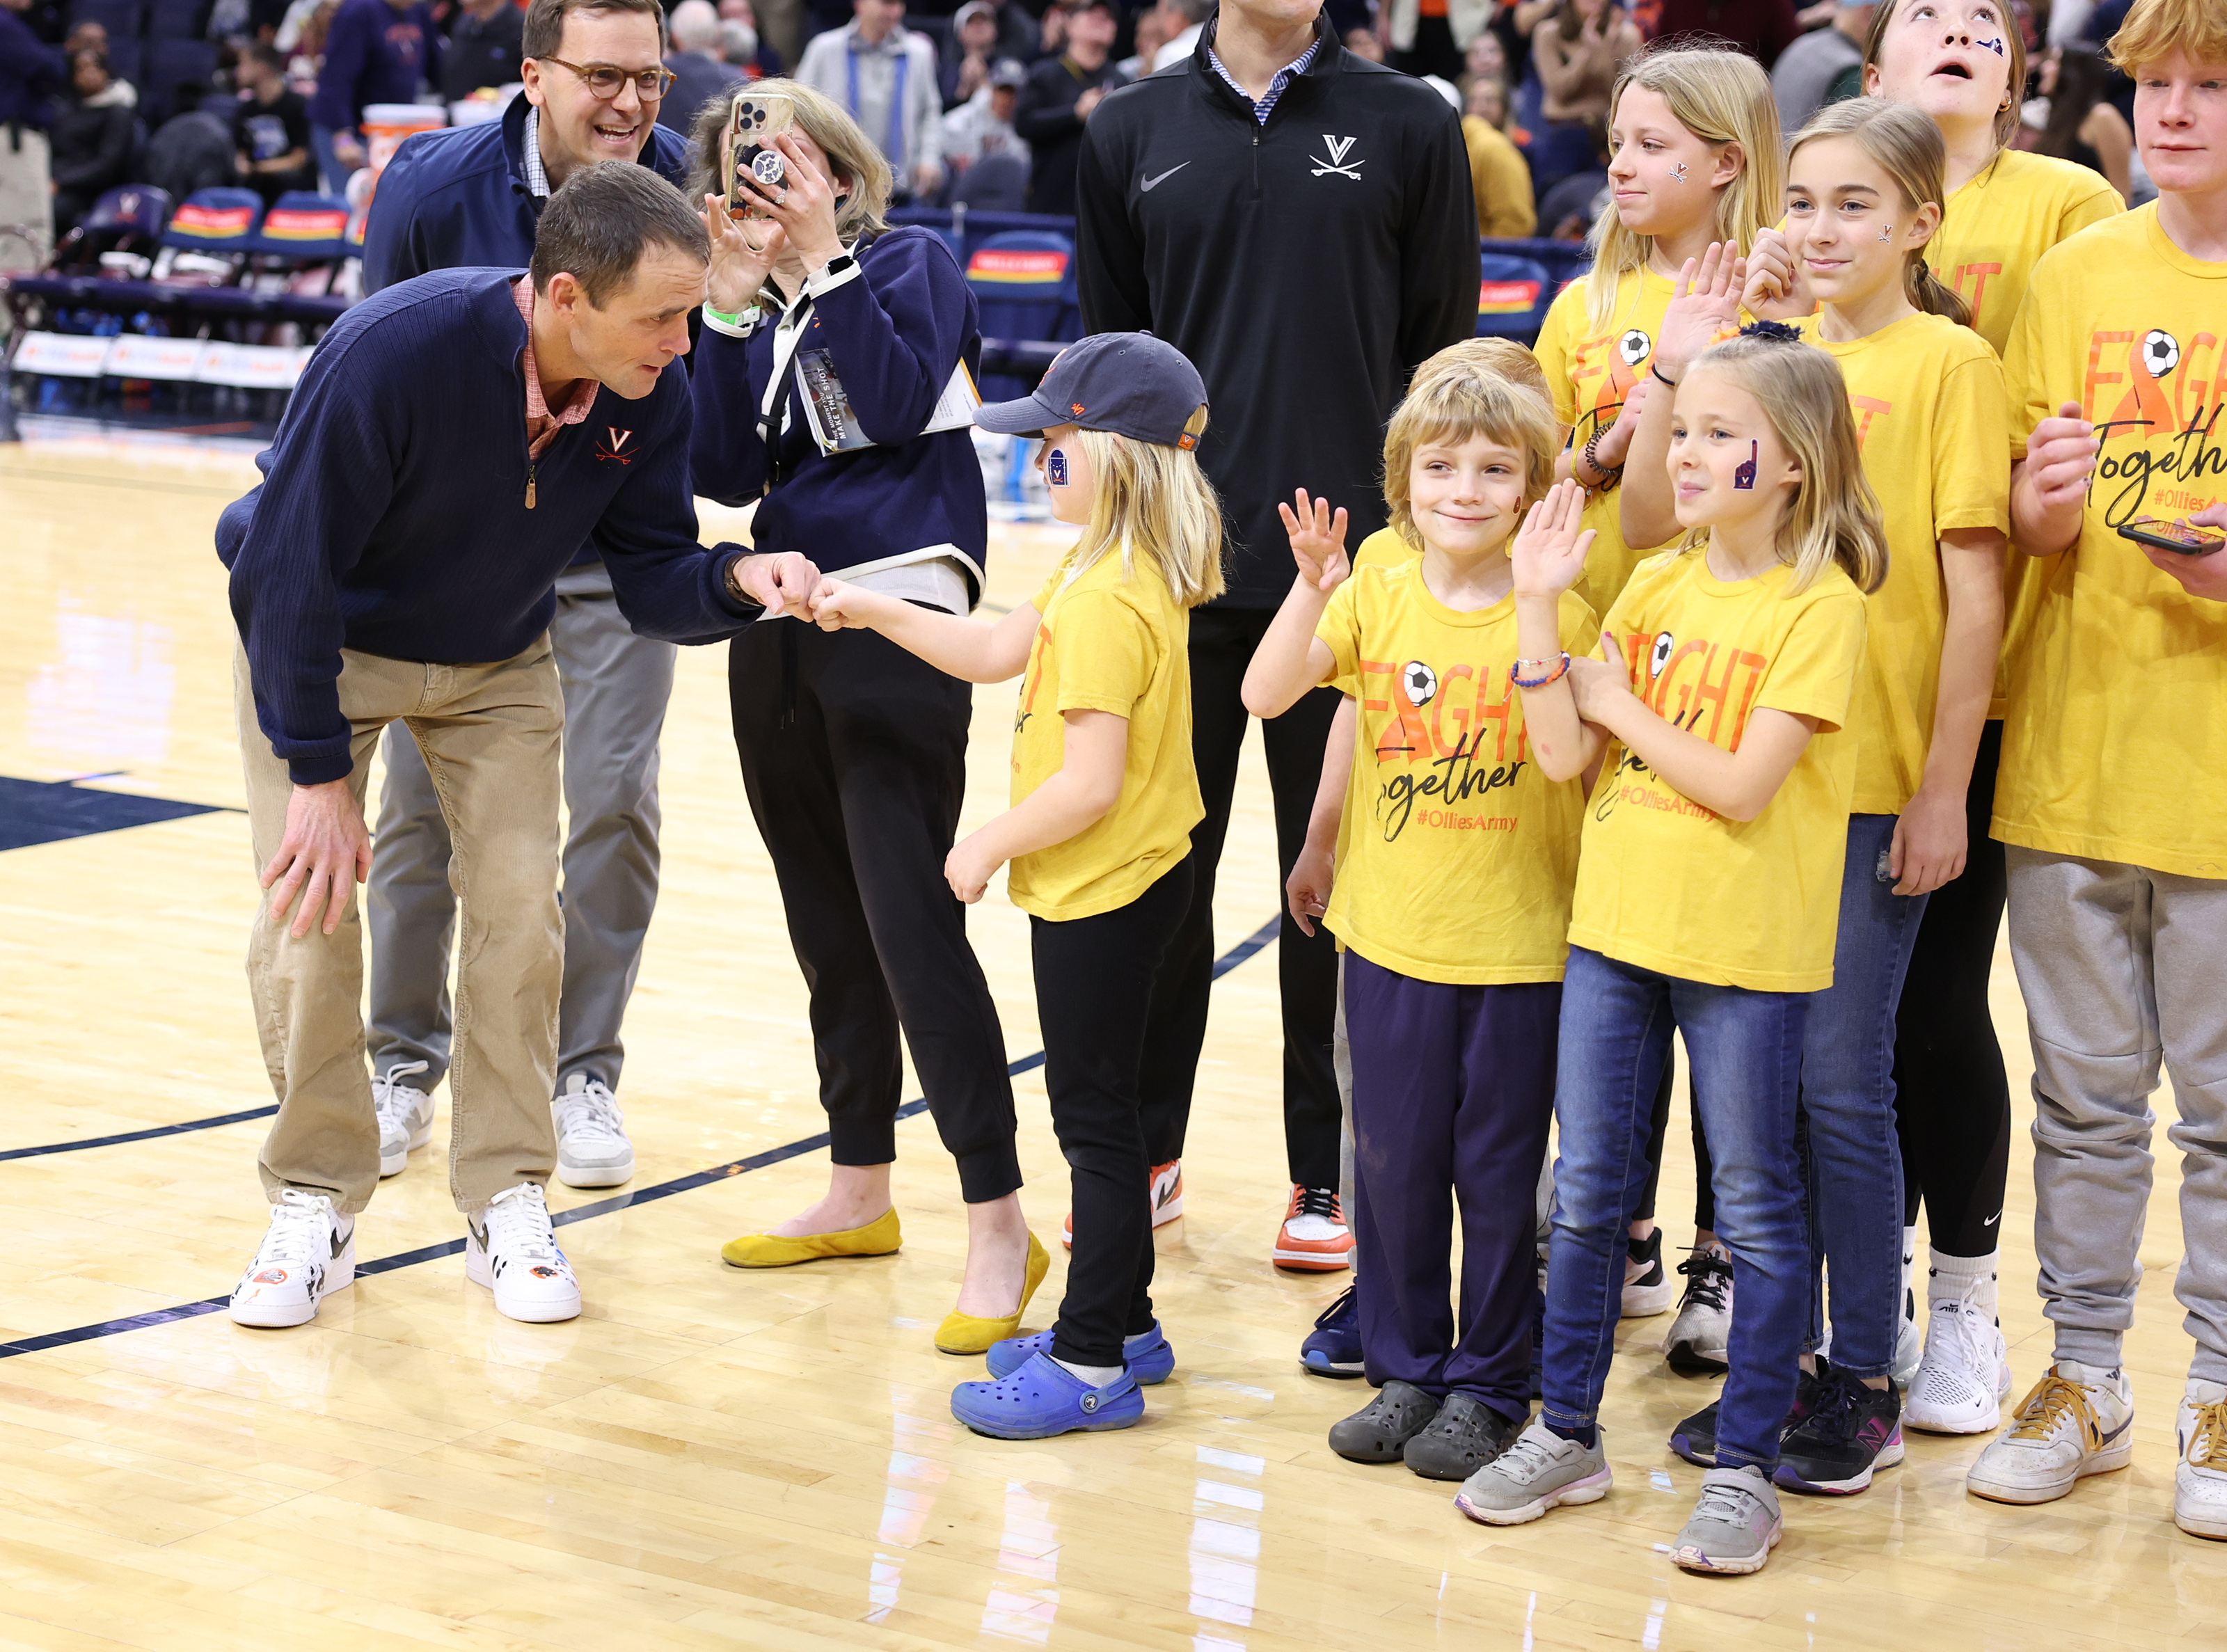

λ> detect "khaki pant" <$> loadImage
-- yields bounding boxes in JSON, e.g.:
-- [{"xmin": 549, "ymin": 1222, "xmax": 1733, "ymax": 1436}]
[
  {"xmin": 235, "ymin": 640, "xmax": 565, "ymax": 1215},
  {"xmin": 0, "ymin": 126, "xmax": 54, "ymax": 273}
]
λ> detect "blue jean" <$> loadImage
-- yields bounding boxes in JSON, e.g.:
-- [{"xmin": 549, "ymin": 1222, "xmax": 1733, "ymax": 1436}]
[
  {"xmin": 1800, "ymin": 813, "xmax": 1929, "ymax": 1377},
  {"xmin": 1546, "ymin": 946, "xmax": 1810, "ymax": 1472}
]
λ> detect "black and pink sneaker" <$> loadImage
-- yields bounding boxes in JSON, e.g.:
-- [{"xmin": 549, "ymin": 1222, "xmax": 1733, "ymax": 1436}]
[{"xmin": 1774, "ymin": 1369, "xmax": 1905, "ymax": 1495}]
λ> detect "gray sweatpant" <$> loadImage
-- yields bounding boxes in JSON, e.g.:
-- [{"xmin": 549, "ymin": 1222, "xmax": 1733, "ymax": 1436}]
[
  {"xmin": 366, "ymin": 560, "xmax": 679, "ymax": 1096},
  {"xmin": 2006, "ymin": 847, "xmax": 2227, "ymax": 1383}
]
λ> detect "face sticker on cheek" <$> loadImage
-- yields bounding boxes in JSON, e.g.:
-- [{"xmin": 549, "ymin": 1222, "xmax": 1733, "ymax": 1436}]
[
  {"xmin": 1671, "ymin": 161, "xmax": 1688, "ymax": 182},
  {"xmin": 1733, "ymin": 440, "xmax": 1758, "ymax": 491},
  {"xmin": 1879, "ymin": 223, "xmax": 1894, "ymax": 241},
  {"xmin": 1046, "ymin": 447, "xmax": 1069, "ymax": 486},
  {"xmin": 1977, "ymin": 36, "xmax": 2004, "ymax": 54}
]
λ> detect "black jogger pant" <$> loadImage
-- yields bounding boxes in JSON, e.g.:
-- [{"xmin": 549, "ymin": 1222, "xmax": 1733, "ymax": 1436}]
[
  {"xmin": 729, "ymin": 621, "xmax": 1022, "ymax": 1202},
  {"xmin": 1039, "ymin": 858, "xmax": 1195, "ymax": 1367},
  {"xmin": 1137, "ymin": 606, "xmax": 1343, "ymax": 1191}
]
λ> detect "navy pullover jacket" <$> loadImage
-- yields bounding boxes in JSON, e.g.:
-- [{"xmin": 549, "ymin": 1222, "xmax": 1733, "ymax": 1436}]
[
  {"xmin": 690, "ymin": 226, "xmax": 988, "ymax": 592},
  {"xmin": 218, "ymin": 268, "xmax": 757, "ymax": 787},
  {"xmin": 362, "ymin": 93, "xmax": 691, "ymax": 295},
  {"xmin": 309, "ymin": 0, "xmax": 441, "ymax": 133}
]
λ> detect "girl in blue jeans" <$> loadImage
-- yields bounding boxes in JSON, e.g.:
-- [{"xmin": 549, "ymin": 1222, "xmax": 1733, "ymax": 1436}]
[{"xmin": 1455, "ymin": 318, "xmax": 1885, "ymax": 1576}]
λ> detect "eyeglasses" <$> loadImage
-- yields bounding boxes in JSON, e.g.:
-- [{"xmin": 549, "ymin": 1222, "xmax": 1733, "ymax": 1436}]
[{"xmin": 535, "ymin": 57, "xmax": 676, "ymax": 101}]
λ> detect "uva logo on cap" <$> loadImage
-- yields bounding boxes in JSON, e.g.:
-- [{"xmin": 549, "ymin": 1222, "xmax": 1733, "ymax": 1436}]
[{"xmin": 1070, "ymin": 402, "xmax": 1086, "ymax": 416}]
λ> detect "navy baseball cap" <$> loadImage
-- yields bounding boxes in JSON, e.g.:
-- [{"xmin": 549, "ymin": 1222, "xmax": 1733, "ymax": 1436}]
[{"xmin": 975, "ymin": 332, "xmax": 1210, "ymax": 450}]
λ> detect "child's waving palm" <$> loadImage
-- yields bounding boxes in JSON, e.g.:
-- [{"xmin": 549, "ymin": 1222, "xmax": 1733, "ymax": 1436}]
[
  {"xmin": 1278, "ymin": 489, "xmax": 1352, "ymax": 591},
  {"xmin": 1512, "ymin": 479, "xmax": 1598, "ymax": 600}
]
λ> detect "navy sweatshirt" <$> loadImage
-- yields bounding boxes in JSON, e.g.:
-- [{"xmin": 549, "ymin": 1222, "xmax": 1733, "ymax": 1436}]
[
  {"xmin": 690, "ymin": 226, "xmax": 989, "ymax": 592},
  {"xmin": 219, "ymin": 268, "xmax": 757, "ymax": 786},
  {"xmin": 309, "ymin": 0, "xmax": 441, "ymax": 134}
]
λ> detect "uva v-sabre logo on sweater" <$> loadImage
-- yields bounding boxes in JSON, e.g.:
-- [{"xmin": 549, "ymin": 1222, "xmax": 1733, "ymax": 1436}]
[
  {"xmin": 1310, "ymin": 135, "xmax": 1364, "ymax": 181},
  {"xmin": 2075, "ymin": 327, "xmax": 2227, "ymax": 527},
  {"xmin": 1358, "ymin": 656, "xmax": 1526, "ymax": 842},
  {"xmin": 594, "ymin": 427, "xmax": 637, "ymax": 465}
]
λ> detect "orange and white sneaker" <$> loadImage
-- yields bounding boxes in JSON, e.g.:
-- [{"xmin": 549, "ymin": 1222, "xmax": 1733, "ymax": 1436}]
[
  {"xmin": 1274, "ymin": 1185, "xmax": 1352, "ymax": 1273},
  {"xmin": 1062, "ymin": 1160, "xmax": 1185, "ymax": 1249}
]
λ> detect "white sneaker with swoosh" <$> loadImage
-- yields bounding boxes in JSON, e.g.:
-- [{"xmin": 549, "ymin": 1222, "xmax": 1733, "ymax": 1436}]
[
  {"xmin": 230, "ymin": 1189, "xmax": 356, "ymax": 1328},
  {"xmin": 1967, "ymin": 1361, "xmax": 2134, "ymax": 1504}
]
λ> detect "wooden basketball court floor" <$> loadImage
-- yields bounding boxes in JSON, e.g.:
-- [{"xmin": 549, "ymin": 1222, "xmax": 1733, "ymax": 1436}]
[{"xmin": 1, "ymin": 426, "xmax": 2219, "ymax": 1652}]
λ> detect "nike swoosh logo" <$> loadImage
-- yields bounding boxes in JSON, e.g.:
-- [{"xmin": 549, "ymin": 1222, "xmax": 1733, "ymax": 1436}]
[
  {"xmin": 1140, "ymin": 163, "xmax": 1189, "ymax": 192},
  {"xmin": 1983, "ymin": 1212, "xmax": 2002, "ymax": 1227}
]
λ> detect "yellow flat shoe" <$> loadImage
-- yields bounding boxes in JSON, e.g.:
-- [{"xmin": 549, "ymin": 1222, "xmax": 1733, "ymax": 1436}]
[
  {"xmin": 935, "ymin": 1230, "xmax": 1052, "ymax": 1356},
  {"xmin": 720, "ymin": 1207, "xmax": 902, "ymax": 1269}
]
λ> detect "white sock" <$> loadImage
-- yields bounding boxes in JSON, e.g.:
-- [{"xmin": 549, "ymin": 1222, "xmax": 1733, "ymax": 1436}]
[
  {"xmin": 1928, "ymin": 1246, "xmax": 1999, "ymax": 1324},
  {"xmin": 1052, "ymin": 1356, "xmax": 1123, "ymax": 1386}
]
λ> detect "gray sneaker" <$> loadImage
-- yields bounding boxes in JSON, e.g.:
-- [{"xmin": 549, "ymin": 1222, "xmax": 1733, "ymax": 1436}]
[
  {"xmin": 552, "ymin": 1074, "xmax": 635, "ymax": 1188},
  {"xmin": 373, "ymin": 1059, "xmax": 435, "ymax": 1177},
  {"xmin": 1453, "ymin": 1420, "xmax": 1612, "ymax": 1525},
  {"xmin": 1672, "ymin": 1465, "xmax": 1783, "ymax": 1575},
  {"xmin": 1328, "ymin": 1379, "xmax": 1440, "ymax": 1463}
]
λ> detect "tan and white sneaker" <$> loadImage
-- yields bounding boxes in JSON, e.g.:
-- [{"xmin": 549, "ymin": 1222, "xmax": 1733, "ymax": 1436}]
[
  {"xmin": 2175, "ymin": 1380, "xmax": 2227, "ymax": 1540},
  {"xmin": 1967, "ymin": 1360, "xmax": 2134, "ymax": 1504}
]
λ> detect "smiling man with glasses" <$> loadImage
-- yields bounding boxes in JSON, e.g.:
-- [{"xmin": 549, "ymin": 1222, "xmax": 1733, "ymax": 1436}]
[{"xmin": 356, "ymin": 0, "xmax": 697, "ymax": 1203}]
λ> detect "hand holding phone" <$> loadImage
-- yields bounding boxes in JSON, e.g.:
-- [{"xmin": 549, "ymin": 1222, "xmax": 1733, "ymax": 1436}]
[{"xmin": 2118, "ymin": 514, "xmax": 2227, "ymax": 557}]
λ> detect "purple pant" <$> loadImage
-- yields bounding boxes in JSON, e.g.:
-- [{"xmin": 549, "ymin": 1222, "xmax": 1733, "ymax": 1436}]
[{"xmin": 1345, "ymin": 953, "xmax": 1560, "ymax": 1417}]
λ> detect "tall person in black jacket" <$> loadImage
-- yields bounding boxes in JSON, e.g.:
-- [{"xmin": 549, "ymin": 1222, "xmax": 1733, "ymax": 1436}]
[{"xmin": 1073, "ymin": 0, "xmax": 1477, "ymax": 1278}]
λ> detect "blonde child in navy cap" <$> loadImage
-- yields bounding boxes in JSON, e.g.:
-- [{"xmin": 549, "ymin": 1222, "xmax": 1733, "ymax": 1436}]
[{"xmin": 811, "ymin": 333, "xmax": 1223, "ymax": 1439}]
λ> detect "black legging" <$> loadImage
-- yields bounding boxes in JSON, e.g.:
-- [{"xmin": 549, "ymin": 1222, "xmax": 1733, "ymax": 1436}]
[
  {"xmin": 1891, "ymin": 721, "xmax": 2012, "ymax": 1258},
  {"xmin": 1631, "ymin": 1057, "xmax": 1717, "ymax": 1234}
]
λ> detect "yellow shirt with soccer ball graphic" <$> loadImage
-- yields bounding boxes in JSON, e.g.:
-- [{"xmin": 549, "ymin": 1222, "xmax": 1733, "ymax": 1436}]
[
  {"xmin": 1313, "ymin": 559, "xmax": 1598, "ymax": 985},
  {"xmin": 1993, "ymin": 205, "xmax": 2227, "ymax": 880},
  {"xmin": 1535, "ymin": 267, "xmax": 1684, "ymax": 621},
  {"xmin": 1569, "ymin": 548, "xmax": 1869, "ymax": 994}
]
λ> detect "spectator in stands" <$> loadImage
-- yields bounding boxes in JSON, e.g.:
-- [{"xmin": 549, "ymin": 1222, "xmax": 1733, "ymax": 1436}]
[
  {"xmin": 1154, "ymin": 0, "xmax": 1208, "ymax": 67},
  {"xmin": 942, "ymin": 0, "xmax": 998, "ymax": 106},
  {"xmin": 47, "ymin": 48, "xmax": 134, "ymax": 237},
  {"xmin": 793, "ymin": 0, "xmax": 942, "ymax": 200},
  {"xmin": 1463, "ymin": 70, "xmax": 1533, "ymax": 236},
  {"xmin": 1533, "ymin": 109, "xmax": 1606, "ymax": 237},
  {"xmin": 661, "ymin": 0, "xmax": 740, "ymax": 129},
  {"xmin": 718, "ymin": 0, "xmax": 782, "ymax": 79},
  {"xmin": 441, "ymin": 0, "xmax": 525, "ymax": 103},
  {"xmin": 286, "ymin": 0, "xmax": 338, "ymax": 78},
  {"xmin": 1527, "ymin": 0, "xmax": 1638, "ymax": 199},
  {"xmin": 1382, "ymin": 0, "xmax": 1491, "ymax": 81},
  {"xmin": 2029, "ymin": 42, "xmax": 2133, "ymax": 201},
  {"xmin": 1013, "ymin": 0, "xmax": 1122, "ymax": 214},
  {"xmin": 233, "ymin": 40, "xmax": 315, "ymax": 202},
  {"xmin": 940, "ymin": 54, "xmax": 1026, "ymax": 167},
  {"xmin": 732, "ymin": 0, "xmax": 798, "ymax": 75},
  {"xmin": 1342, "ymin": 25, "xmax": 1383, "ymax": 62},
  {"xmin": 147, "ymin": 79, "xmax": 241, "ymax": 201},
  {"xmin": 1117, "ymin": 4, "xmax": 1169, "ymax": 77},
  {"xmin": 1647, "ymin": 0, "xmax": 1801, "ymax": 67},
  {"xmin": 1463, "ymin": 24, "xmax": 1504, "ymax": 83},
  {"xmin": 1770, "ymin": 0, "xmax": 1871, "ymax": 134},
  {"xmin": 0, "ymin": 0, "xmax": 67, "ymax": 266},
  {"xmin": 310, "ymin": 0, "xmax": 441, "ymax": 193},
  {"xmin": 61, "ymin": 19, "xmax": 134, "ymax": 104}
]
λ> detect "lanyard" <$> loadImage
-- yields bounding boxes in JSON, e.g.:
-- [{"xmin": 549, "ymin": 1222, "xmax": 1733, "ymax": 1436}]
[{"xmin": 846, "ymin": 38, "xmax": 908, "ymax": 169}]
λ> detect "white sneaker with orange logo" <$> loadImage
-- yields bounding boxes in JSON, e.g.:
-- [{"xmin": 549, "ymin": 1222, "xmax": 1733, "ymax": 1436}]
[
  {"xmin": 1061, "ymin": 1159, "xmax": 1183, "ymax": 1249},
  {"xmin": 466, "ymin": 1183, "xmax": 581, "ymax": 1324},
  {"xmin": 2176, "ymin": 1379, "xmax": 2227, "ymax": 1540},
  {"xmin": 1966, "ymin": 1360, "xmax": 2134, "ymax": 1504},
  {"xmin": 1273, "ymin": 1185, "xmax": 1352, "ymax": 1273},
  {"xmin": 229, "ymin": 1189, "xmax": 356, "ymax": 1328}
]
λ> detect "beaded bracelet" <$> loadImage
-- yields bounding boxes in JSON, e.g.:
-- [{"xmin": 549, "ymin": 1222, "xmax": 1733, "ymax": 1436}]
[
  {"xmin": 1512, "ymin": 652, "xmax": 1571, "ymax": 690},
  {"xmin": 1581, "ymin": 424, "xmax": 1623, "ymax": 491}
]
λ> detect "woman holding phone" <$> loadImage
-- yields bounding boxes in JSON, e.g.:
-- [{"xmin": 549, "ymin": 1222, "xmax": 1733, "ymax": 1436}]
[{"xmin": 688, "ymin": 81, "xmax": 1045, "ymax": 1358}]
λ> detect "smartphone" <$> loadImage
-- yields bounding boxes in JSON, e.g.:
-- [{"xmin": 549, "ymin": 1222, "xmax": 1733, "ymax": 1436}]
[
  {"xmin": 725, "ymin": 92, "xmax": 798, "ymax": 214},
  {"xmin": 2118, "ymin": 514, "xmax": 2226, "ymax": 557}
]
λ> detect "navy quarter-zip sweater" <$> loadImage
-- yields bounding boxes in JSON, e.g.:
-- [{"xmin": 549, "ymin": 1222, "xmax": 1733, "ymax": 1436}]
[
  {"xmin": 218, "ymin": 267, "xmax": 757, "ymax": 787},
  {"xmin": 1074, "ymin": 14, "xmax": 1479, "ymax": 607},
  {"xmin": 690, "ymin": 226, "xmax": 989, "ymax": 593}
]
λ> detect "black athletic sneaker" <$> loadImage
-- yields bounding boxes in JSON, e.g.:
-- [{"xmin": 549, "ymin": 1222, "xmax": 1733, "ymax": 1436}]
[
  {"xmin": 1403, "ymin": 1393, "xmax": 1526, "ymax": 1481},
  {"xmin": 1774, "ymin": 1368, "xmax": 1905, "ymax": 1495},
  {"xmin": 1670, "ymin": 1363, "xmax": 1832, "ymax": 1468}
]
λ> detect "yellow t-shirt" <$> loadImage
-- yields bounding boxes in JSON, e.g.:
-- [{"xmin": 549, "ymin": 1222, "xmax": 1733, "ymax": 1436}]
[
  {"xmin": 1992, "ymin": 205, "xmax": 2227, "ymax": 880},
  {"xmin": 1568, "ymin": 548, "xmax": 1869, "ymax": 992},
  {"xmin": 1006, "ymin": 552, "xmax": 1205, "ymax": 921},
  {"xmin": 1534, "ymin": 267, "xmax": 1685, "ymax": 621},
  {"xmin": 1464, "ymin": 115, "xmax": 1537, "ymax": 240},
  {"xmin": 1352, "ymin": 525, "xmax": 1416, "ymax": 571},
  {"xmin": 1313, "ymin": 560, "xmax": 1596, "ymax": 984},
  {"xmin": 1794, "ymin": 310, "xmax": 2011, "ymax": 815},
  {"xmin": 1927, "ymin": 149, "xmax": 2123, "ymax": 720},
  {"xmin": 1930, "ymin": 149, "xmax": 2124, "ymax": 358}
]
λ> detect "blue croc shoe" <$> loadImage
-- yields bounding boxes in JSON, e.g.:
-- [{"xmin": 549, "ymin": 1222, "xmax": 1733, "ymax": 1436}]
[
  {"xmin": 987, "ymin": 1321, "xmax": 1176, "ymax": 1383},
  {"xmin": 1301, "ymin": 1283, "xmax": 1363, "ymax": 1378},
  {"xmin": 951, "ymin": 1351, "xmax": 1146, "ymax": 1439}
]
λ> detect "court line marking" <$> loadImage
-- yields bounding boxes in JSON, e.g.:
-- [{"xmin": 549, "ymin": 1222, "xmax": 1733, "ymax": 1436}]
[{"xmin": 0, "ymin": 914, "xmax": 1283, "ymax": 1360}]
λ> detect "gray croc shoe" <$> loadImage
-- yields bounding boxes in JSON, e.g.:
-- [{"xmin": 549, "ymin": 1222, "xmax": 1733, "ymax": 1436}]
[
  {"xmin": 1329, "ymin": 1380, "xmax": 1441, "ymax": 1463},
  {"xmin": 1404, "ymin": 1393, "xmax": 1526, "ymax": 1481}
]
